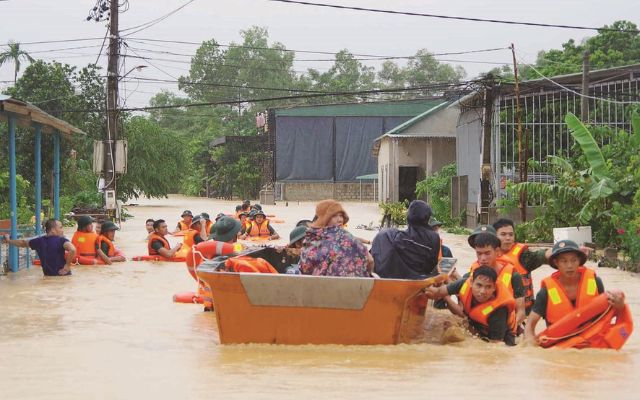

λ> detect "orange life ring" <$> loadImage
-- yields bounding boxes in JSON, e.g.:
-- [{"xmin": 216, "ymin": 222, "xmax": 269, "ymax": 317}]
[
  {"xmin": 75, "ymin": 255, "xmax": 106, "ymax": 265},
  {"xmin": 132, "ymin": 255, "xmax": 186, "ymax": 262},
  {"xmin": 538, "ymin": 293, "xmax": 634, "ymax": 349},
  {"xmin": 173, "ymin": 291, "xmax": 203, "ymax": 304},
  {"xmin": 75, "ymin": 249, "xmax": 126, "ymax": 265}
]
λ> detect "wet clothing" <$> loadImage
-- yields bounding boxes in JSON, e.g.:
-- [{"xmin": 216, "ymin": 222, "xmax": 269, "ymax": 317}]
[
  {"xmin": 461, "ymin": 270, "xmax": 526, "ymax": 299},
  {"xmin": 531, "ymin": 276, "xmax": 604, "ymax": 321},
  {"xmin": 97, "ymin": 239, "xmax": 111, "ymax": 256},
  {"xmin": 372, "ymin": 200, "xmax": 440, "ymax": 279},
  {"xmin": 447, "ymin": 278, "xmax": 516, "ymax": 345},
  {"xmin": 151, "ymin": 240, "xmax": 167, "ymax": 253},
  {"xmin": 519, "ymin": 249, "xmax": 547, "ymax": 272},
  {"xmin": 300, "ymin": 225, "xmax": 369, "ymax": 277},
  {"xmin": 29, "ymin": 235, "xmax": 70, "ymax": 276}
]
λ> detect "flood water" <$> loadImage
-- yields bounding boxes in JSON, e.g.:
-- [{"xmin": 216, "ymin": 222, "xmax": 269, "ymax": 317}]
[{"xmin": 1, "ymin": 195, "xmax": 638, "ymax": 399}]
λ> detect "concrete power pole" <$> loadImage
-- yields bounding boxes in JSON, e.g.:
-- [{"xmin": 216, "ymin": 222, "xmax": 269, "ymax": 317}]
[{"xmin": 104, "ymin": 0, "xmax": 119, "ymax": 202}]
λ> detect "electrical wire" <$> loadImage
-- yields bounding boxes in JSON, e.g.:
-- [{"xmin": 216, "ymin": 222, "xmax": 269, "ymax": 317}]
[
  {"xmin": 517, "ymin": 54, "xmax": 640, "ymax": 104},
  {"xmin": 268, "ymin": 0, "xmax": 640, "ymax": 33},
  {"xmin": 120, "ymin": 0, "xmax": 196, "ymax": 36},
  {"xmin": 56, "ymin": 80, "xmax": 477, "ymax": 113}
]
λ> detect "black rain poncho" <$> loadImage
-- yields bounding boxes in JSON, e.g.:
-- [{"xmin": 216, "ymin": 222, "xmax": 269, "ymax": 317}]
[{"xmin": 371, "ymin": 200, "xmax": 440, "ymax": 279}]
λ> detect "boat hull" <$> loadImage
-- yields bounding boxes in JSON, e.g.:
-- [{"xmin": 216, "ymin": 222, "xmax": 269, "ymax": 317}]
[{"xmin": 197, "ymin": 268, "xmax": 446, "ymax": 345}]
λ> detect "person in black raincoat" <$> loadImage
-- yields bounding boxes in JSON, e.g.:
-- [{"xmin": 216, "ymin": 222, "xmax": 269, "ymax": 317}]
[{"xmin": 371, "ymin": 200, "xmax": 440, "ymax": 279}]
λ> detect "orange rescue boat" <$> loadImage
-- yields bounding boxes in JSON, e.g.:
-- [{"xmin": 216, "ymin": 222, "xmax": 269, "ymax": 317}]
[{"xmin": 196, "ymin": 262, "xmax": 447, "ymax": 345}]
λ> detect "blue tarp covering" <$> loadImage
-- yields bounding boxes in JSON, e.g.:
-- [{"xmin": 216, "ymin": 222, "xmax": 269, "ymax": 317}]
[{"xmin": 276, "ymin": 116, "xmax": 409, "ymax": 181}]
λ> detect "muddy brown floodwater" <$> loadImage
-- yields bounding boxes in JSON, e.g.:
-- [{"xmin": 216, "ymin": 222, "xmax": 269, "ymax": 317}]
[{"xmin": 1, "ymin": 195, "xmax": 638, "ymax": 399}]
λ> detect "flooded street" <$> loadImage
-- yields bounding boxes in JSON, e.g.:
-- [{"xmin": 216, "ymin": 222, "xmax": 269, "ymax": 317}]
[{"xmin": 1, "ymin": 195, "xmax": 638, "ymax": 399}]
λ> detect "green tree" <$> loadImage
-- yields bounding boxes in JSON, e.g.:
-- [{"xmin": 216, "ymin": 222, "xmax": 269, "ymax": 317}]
[
  {"xmin": 523, "ymin": 20, "xmax": 640, "ymax": 79},
  {"xmin": 0, "ymin": 41, "xmax": 35, "ymax": 84},
  {"xmin": 117, "ymin": 117, "xmax": 183, "ymax": 200}
]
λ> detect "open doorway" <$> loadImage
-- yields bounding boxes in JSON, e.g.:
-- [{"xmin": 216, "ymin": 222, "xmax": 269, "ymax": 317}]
[{"xmin": 398, "ymin": 166, "xmax": 419, "ymax": 203}]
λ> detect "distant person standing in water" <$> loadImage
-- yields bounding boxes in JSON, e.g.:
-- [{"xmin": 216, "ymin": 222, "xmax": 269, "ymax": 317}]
[{"xmin": 2, "ymin": 219, "xmax": 76, "ymax": 276}]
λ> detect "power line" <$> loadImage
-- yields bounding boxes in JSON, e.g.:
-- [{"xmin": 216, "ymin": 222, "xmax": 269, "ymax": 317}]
[
  {"xmin": 128, "ymin": 36, "xmax": 510, "ymax": 59},
  {"xmin": 59, "ymin": 81, "xmax": 477, "ymax": 113},
  {"xmin": 125, "ymin": 44, "xmax": 509, "ymax": 62},
  {"xmin": 121, "ymin": 0, "xmax": 196, "ymax": 36},
  {"xmin": 268, "ymin": 0, "xmax": 640, "ymax": 33},
  {"xmin": 517, "ymin": 53, "xmax": 640, "ymax": 104},
  {"xmin": 1, "ymin": 37, "xmax": 105, "ymax": 46}
]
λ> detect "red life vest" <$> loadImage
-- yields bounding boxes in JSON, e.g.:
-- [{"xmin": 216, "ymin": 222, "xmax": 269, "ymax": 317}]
[
  {"xmin": 458, "ymin": 276, "xmax": 517, "ymax": 336},
  {"xmin": 469, "ymin": 259, "xmax": 516, "ymax": 296},
  {"xmin": 499, "ymin": 243, "xmax": 534, "ymax": 310},
  {"xmin": 96, "ymin": 235, "xmax": 116, "ymax": 257},
  {"xmin": 71, "ymin": 231, "xmax": 98, "ymax": 257},
  {"xmin": 148, "ymin": 233, "xmax": 170, "ymax": 255},
  {"xmin": 542, "ymin": 266, "xmax": 599, "ymax": 325},
  {"xmin": 248, "ymin": 220, "xmax": 271, "ymax": 237}
]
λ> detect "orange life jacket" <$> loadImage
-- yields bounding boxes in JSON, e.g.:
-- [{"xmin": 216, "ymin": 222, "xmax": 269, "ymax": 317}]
[
  {"xmin": 148, "ymin": 233, "xmax": 170, "ymax": 255},
  {"xmin": 542, "ymin": 266, "xmax": 599, "ymax": 325},
  {"xmin": 248, "ymin": 220, "xmax": 271, "ymax": 237},
  {"xmin": 204, "ymin": 220, "xmax": 213, "ymax": 236},
  {"xmin": 225, "ymin": 256, "xmax": 278, "ymax": 273},
  {"xmin": 469, "ymin": 259, "xmax": 516, "ymax": 296},
  {"xmin": 96, "ymin": 235, "xmax": 116, "ymax": 257},
  {"xmin": 177, "ymin": 220, "xmax": 190, "ymax": 231},
  {"xmin": 183, "ymin": 229, "xmax": 199, "ymax": 249},
  {"xmin": 498, "ymin": 243, "xmax": 534, "ymax": 310},
  {"xmin": 458, "ymin": 276, "xmax": 517, "ymax": 336},
  {"xmin": 438, "ymin": 238, "xmax": 443, "ymax": 261},
  {"xmin": 71, "ymin": 231, "xmax": 98, "ymax": 257}
]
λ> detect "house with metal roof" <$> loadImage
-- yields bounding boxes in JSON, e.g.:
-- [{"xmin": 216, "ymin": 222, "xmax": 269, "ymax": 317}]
[
  {"xmin": 372, "ymin": 101, "xmax": 458, "ymax": 203},
  {"xmin": 454, "ymin": 63, "xmax": 640, "ymax": 227},
  {"xmin": 270, "ymin": 98, "xmax": 447, "ymax": 201}
]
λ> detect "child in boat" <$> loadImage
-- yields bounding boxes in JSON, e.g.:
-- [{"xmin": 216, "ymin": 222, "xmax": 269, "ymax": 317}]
[{"xmin": 524, "ymin": 240, "xmax": 627, "ymax": 346}]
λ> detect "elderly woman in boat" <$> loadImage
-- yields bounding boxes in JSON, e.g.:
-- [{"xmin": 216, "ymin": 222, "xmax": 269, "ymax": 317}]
[{"xmin": 299, "ymin": 199, "xmax": 374, "ymax": 277}]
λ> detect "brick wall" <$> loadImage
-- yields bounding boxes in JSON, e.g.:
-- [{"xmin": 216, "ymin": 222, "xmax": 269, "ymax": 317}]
[{"xmin": 280, "ymin": 182, "xmax": 376, "ymax": 202}]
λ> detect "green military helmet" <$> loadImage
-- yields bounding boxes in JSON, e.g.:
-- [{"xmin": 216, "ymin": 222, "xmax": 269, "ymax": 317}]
[
  {"xmin": 467, "ymin": 224, "xmax": 497, "ymax": 247},
  {"xmin": 289, "ymin": 225, "xmax": 307, "ymax": 246},
  {"xmin": 549, "ymin": 240, "xmax": 587, "ymax": 269},
  {"xmin": 101, "ymin": 221, "xmax": 119, "ymax": 232}
]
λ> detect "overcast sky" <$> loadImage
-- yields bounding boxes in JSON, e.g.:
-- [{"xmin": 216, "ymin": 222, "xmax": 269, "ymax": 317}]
[{"xmin": 1, "ymin": 0, "xmax": 639, "ymax": 109}]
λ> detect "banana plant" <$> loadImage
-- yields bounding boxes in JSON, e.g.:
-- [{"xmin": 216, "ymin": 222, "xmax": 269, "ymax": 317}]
[{"xmin": 512, "ymin": 112, "xmax": 623, "ymax": 225}]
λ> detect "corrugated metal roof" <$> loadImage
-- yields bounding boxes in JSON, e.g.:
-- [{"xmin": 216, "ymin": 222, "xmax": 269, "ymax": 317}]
[
  {"xmin": 274, "ymin": 99, "xmax": 447, "ymax": 117},
  {"xmin": 0, "ymin": 96, "xmax": 86, "ymax": 136}
]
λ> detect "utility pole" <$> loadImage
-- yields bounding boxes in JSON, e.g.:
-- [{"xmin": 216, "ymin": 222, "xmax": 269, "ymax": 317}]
[
  {"xmin": 480, "ymin": 82, "xmax": 494, "ymax": 225},
  {"xmin": 104, "ymin": 0, "xmax": 119, "ymax": 201},
  {"xmin": 511, "ymin": 43, "xmax": 527, "ymax": 222},
  {"xmin": 581, "ymin": 51, "xmax": 590, "ymax": 122}
]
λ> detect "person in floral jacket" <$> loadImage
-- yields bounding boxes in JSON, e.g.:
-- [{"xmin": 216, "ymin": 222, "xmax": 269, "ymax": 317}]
[{"xmin": 300, "ymin": 199, "xmax": 373, "ymax": 277}]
